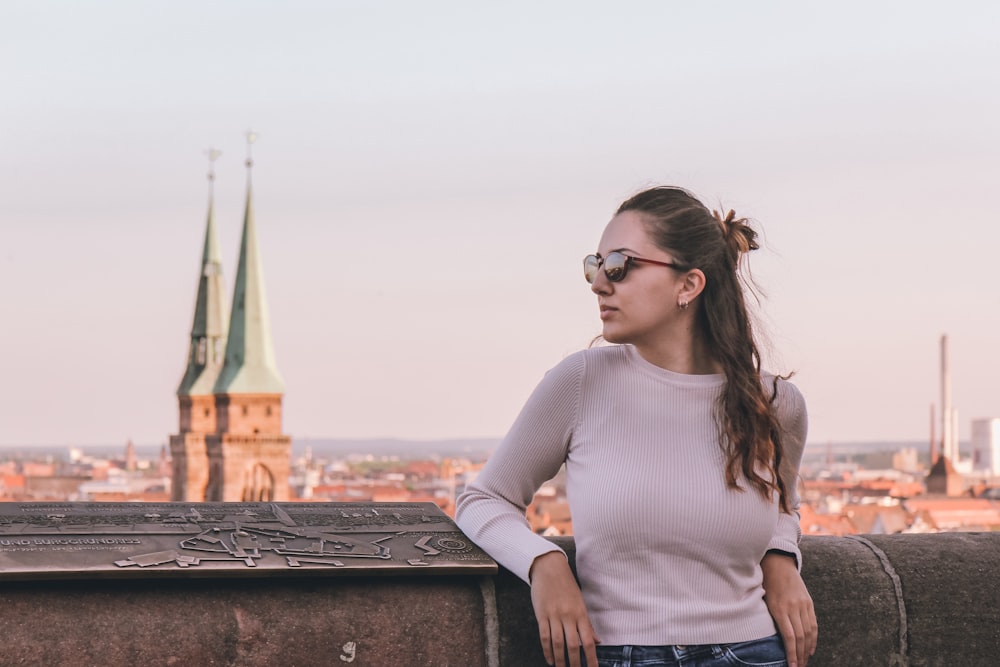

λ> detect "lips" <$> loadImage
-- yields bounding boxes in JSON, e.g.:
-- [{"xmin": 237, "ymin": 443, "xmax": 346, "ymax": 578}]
[{"xmin": 599, "ymin": 304, "xmax": 617, "ymax": 320}]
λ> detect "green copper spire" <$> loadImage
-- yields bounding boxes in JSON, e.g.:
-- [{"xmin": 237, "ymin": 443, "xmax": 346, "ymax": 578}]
[
  {"xmin": 177, "ymin": 149, "xmax": 230, "ymax": 397},
  {"xmin": 213, "ymin": 132, "xmax": 285, "ymax": 394}
]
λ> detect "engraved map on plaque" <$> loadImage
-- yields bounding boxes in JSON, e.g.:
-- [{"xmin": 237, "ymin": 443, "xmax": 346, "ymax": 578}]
[{"xmin": 0, "ymin": 502, "xmax": 496, "ymax": 580}]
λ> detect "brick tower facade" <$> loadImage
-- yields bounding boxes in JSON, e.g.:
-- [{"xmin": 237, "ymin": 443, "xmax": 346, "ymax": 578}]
[
  {"xmin": 170, "ymin": 139, "xmax": 291, "ymax": 501},
  {"xmin": 170, "ymin": 152, "xmax": 229, "ymax": 501}
]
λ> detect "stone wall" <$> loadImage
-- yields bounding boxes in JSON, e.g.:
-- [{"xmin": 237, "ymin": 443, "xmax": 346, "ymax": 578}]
[{"xmin": 0, "ymin": 534, "xmax": 997, "ymax": 666}]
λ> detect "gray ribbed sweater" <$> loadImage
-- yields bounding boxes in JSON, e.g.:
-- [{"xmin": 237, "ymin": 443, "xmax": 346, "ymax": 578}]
[{"xmin": 456, "ymin": 344, "xmax": 807, "ymax": 645}]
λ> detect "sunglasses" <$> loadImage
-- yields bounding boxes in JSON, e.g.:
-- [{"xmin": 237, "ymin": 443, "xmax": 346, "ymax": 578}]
[{"xmin": 583, "ymin": 251, "xmax": 683, "ymax": 284}]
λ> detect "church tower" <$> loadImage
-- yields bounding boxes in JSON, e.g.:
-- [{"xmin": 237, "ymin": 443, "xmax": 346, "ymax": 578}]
[
  {"xmin": 170, "ymin": 149, "xmax": 229, "ymax": 501},
  {"xmin": 204, "ymin": 132, "xmax": 291, "ymax": 501}
]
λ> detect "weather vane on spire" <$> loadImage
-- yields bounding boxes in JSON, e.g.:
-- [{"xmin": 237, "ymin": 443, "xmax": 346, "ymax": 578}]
[
  {"xmin": 245, "ymin": 129, "xmax": 259, "ymax": 169},
  {"xmin": 205, "ymin": 147, "xmax": 222, "ymax": 182}
]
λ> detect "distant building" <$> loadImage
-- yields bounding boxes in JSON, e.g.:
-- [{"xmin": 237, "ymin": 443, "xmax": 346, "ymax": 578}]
[
  {"xmin": 170, "ymin": 141, "xmax": 291, "ymax": 501},
  {"xmin": 925, "ymin": 455, "xmax": 964, "ymax": 496},
  {"xmin": 971, "ymin": 418, "xmax": 1000, "ymax": 477},
  {"xmin": 124, "ymin": 440, "xmax": 137, "ymax": 473},
  {"xmin": 904, "ymin": 496, "xmax": 1000, "ymax": 531},
  {"xmin": 892, "ymin": 447, "xmax": 921, "ymax": 474}
]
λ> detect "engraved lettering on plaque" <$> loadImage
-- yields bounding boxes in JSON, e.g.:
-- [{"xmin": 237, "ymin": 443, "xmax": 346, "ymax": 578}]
[{"xmin": 0, "ymin": 502, "xmax": 496, "ymax": 579}]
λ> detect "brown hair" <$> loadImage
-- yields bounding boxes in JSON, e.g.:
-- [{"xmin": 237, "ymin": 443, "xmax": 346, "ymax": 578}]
[{"xmin": 616, "ymin": 186, "xmax": 790, "ymax": 512}]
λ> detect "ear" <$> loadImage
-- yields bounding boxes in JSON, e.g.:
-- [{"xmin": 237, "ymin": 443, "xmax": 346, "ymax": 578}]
[{"xmin": 677, "ymin": 268, "xmax": 707, "ymax": 306}]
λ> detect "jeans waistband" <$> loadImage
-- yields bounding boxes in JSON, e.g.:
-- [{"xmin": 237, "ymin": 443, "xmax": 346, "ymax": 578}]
[
  {"xmin": 595, "ymin": 633, "xmax": 785, "ymax": 666},
  {"xmin": 599, "ymin": 643, "xmax": 724, "ymax": 661}
]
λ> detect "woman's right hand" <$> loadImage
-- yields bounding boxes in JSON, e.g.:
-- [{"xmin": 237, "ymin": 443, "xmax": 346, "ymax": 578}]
[{"xmin": 528, "ymin": 551, "xmax": 600, "ymax": 667}]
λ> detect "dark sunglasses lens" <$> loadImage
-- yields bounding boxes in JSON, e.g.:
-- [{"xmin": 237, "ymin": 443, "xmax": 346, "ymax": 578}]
[
  {"xmin": 583, "ymin": 255, "xmax": 600, "ymax": 283},
  {"xmin": 603, "ymin": 253, "xmax": 628, "ymax": 282}
]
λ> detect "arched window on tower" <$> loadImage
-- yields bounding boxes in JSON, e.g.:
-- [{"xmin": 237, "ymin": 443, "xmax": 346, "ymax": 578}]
[
  {"xmin": 197, "ymin": 338, "xmax": 207, "ymax": 365},
  {"xmin": 242, "ymin": 463, "xmax": 275, "ymax": 502}
]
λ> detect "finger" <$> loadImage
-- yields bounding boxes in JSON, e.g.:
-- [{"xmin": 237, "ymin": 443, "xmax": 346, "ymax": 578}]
[
  {"xmin": 537, "ymin": 620, "xmax": 554, "ymax": 666},
  {"xmin": 789, "ymin": 615, "xmax": 806, "ymax": 667},
  {"xmin": 804, "ymin": 607, "xmax": 819, "ymax": 658},
  {"xmin": 550, "ymin": 624, "xmax": 567, "ymax": 667},
  {"xmin": 778, "ymin": 619, "xmax": 798, "ymax": 667},
  {"xmin": 584, "ymin": 645, "xmax": 599, "ymax": 667},
  {"xmin": 581, "ymin": 629, "xmax": 599, "ymax": 667},
  {"xmin": 563, "ymin": 626, "xmax": 581, "ymax": 667}
]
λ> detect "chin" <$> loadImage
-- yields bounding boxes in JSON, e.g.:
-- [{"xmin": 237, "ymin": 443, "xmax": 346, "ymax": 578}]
[{"xmin": 601, "ymin": 326, "xmax": 628, "ymax": 345}]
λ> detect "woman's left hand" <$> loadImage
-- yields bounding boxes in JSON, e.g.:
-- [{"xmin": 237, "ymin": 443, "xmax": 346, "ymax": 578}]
[{"xmin": 761, "ymin": 552, "xmax": 817, "ymax": 667}]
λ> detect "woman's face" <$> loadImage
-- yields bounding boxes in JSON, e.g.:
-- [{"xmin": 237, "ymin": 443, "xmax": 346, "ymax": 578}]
[{"xmin": 591, "ymin": 210, "xmax": 685, "ymax": 348}]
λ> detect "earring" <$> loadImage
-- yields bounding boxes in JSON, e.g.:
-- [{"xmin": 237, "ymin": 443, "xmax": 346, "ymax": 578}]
[{"xmin": 679, "ymin": 300, "xmax": 690, "ymax": 310}]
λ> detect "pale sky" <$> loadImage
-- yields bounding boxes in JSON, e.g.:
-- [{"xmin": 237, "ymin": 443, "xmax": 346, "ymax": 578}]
[{"xmin": 2, "ymin": 2, "xmax": 998, "ymax": 448}]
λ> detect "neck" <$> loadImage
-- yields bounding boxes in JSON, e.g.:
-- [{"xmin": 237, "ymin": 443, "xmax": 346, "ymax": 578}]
[{"xmin": 632, "ymin": 322, "xmax": 722, "ymax": 375}]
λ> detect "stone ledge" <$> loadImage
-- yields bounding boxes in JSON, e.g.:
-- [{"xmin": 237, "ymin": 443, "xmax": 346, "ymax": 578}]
[
  {"xmin": 0, "ymin": 576, "xmax": 488, "ymax": 667},
  {"xmin": 0, "ymin": 534, "xmax": 997, "ymax": 666}
]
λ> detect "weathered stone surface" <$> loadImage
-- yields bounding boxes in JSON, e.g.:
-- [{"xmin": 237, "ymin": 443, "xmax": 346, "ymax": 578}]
[
  {"xmin": 866, "ymin": 533, "xmax": 1000, "ymax": 667},
  {"xmin": 801, "ymin": 535, "xmax": 906, "ymax": 666},
  {"xmin": 494, "ymin": 565, "xmax": 543, "ymax": 666},
  {"xmin": 0, "ymin": 576, "xmax": 487, "ymax": 667},
  {"xmin": 1, "ymin": 508, "xmax": 998, "ymax": 667}
]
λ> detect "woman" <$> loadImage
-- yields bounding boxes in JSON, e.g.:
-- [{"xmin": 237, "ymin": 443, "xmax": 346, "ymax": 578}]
[{"xmin": 456, "ymin": 186, "xmax": 817, "ymax": 667}]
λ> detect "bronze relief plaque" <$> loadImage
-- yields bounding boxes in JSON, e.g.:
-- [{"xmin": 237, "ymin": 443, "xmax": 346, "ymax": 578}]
[{"xmin": 0, "ymin": 502, "xmax": 496, "ymax": 580}]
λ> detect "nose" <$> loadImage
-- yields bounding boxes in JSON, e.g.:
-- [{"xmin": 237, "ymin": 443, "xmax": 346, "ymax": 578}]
[{"xmin": 590, "ymin": 269, "xmax": 612, "ymax": 296}]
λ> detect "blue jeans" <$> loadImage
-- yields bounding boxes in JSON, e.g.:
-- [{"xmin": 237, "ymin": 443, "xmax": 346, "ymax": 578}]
[{"xmin": 595, "ymin": 633, "xmax": 787, "ymax": 667}]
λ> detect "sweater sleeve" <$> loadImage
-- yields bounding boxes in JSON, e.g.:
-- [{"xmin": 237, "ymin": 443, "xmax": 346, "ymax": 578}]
[
  {"xmin": 765, "ymin": 378, "xmax": 808, "ymax": 568},
  {"xmin": 455, "ymin": 353, "xmax": 585, "ymax": 583}
]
